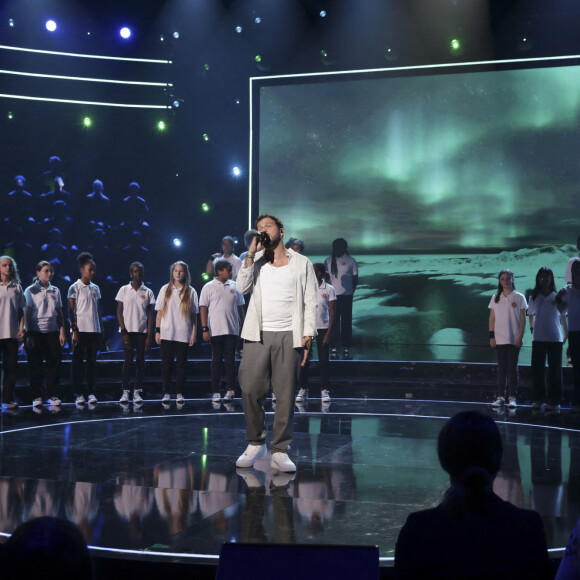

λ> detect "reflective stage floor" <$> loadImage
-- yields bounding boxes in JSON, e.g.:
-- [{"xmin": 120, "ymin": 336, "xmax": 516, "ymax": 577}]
[{"xmin": 1, "ymin": 394, "xmax": 579, "ymax": 573}]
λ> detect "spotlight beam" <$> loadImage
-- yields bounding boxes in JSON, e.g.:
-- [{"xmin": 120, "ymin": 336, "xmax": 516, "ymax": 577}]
[
  {"xmin": 0, "ymin": 44, "xmax": 171, "ymax": 64},
  {"xmin": 0, "ymin": 70, "xmax": 172, "ymax": 87},
  {"xmin": 0, "ymin": 94, "xmax": 171, "ymax": 108}
]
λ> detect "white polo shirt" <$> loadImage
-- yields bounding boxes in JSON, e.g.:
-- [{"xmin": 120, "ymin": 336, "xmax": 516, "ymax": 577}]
[
  {"xmin": 316, "ymin": 282, "xmax": 336, "ymax": 330},
  {"xmin": 527, "ymin": 292, "xmax": 563, "ymax": 342},
  {"xmin": 212, "ymin": 254, "xmax": 242, "ymax": 281},
  {"xmin": 0, "ymin": 281, "xmax": 25, "ymax": 339},
  {"xmin": 115, "ymin": 283, "xmax": 155, "ymax": 333},
  {"xmin": 488, "ymin": 291, "xmax": 528, "ymax": 345},
  {"xmin": 24, "ymin": 281, "xmax": 63, "ymax": 333},
  {"xmin": 199, "ymin": 279, "xmax": 244, "ymax": 337},
  {"xmin": 562, "ymin": 285, "xmax": 580, "ymax": 332},
  {"xmin": 67, "ymin": 280, "xmax": 101, "ymax": 333},
  {"xmin": 155, "ymin": 284, "xmax": 199, "ymax": 343},
  {"xmin": 324, "ymin": 254, "xmax": 358, "ymax": 295}
]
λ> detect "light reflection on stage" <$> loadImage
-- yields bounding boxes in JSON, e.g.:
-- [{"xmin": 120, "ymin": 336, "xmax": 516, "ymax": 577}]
[{"xmin": 0, "ymin": 397, "xmax": 578, "ymax": 567}]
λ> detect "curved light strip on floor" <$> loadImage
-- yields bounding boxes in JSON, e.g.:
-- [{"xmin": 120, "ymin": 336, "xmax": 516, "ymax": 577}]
[
  {"xmin": 0, "ymin": 69, "xmax": 172, "ymax": 86},
  {"xmin": 0, "ymin": 93, "xmax": 170, "ymax": 108},
  {"xmin": 0, "ymin": 44, "xmax": 171, "ymax": 64}
]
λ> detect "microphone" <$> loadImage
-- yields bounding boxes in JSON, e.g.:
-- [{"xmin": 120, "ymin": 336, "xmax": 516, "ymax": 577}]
[{"xmin": 255, "ymin": 231, "xmax": 270, "ymax": 245}]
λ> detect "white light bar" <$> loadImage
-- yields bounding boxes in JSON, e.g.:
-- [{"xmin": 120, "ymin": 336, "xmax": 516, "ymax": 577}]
[
  {"xmin": 0, "ymin": 93, "xmax": 170, "ymax": 108},
  {"xmin": 0, "ymin": 69, "xmax": 172, "ymax": 87},
  {"xmin": 0, "ymin": 44, "xmax": 171, "ymax": 64}
]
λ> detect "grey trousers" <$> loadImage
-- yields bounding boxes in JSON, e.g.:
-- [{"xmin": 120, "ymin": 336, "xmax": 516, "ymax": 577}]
[{"xmin": 239, "ymin": 331, "xmax": 302, "ymax": 453}]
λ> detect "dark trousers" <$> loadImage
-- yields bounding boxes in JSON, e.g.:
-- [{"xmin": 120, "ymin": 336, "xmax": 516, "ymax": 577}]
[
  {"xmin": 569, "ymin": 331, "xmax": 580, "ymax": 406},
  {"xmin": 495, "ymin": 344, "xmax": 520, "ymax": 398},
  {"xmin": 0, "ymin": 338, "xmax": 18, "ymax": 403},
  {"xmin": 210, "ymin": 334, "xmax": 237, "ymax": 392},
  {"xmin": 531, "ymin": 340, "xmax": 563, "ymax": 404},
  {"xmin": 122, "ymin": 332, "xmax": 147, "ymax": 389},
  {"xmin": 300, "ymin": 329, "xmax": 330, "ymax": 390},
  {"xmin": 160, "ymin": 339, "xmax": 189, "ymax": 395},
  {"xmin": 26, "ymin": 332, "xmax": 62, "ymax": 400},
  {"xmin": 331, "ymin": 295, "xmax": 353, "ymax": 349},
  {"xmin": 72, "ymin": 332, "xmax": 100, "ymax": 398}
]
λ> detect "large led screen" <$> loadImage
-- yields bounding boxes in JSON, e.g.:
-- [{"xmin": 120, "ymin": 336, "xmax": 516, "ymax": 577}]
[{"xmin": 252, "ymin": 59, "xmax": 580, "ymax": 362}]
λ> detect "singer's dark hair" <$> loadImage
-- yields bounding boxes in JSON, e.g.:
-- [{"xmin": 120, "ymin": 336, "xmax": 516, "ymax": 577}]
[{"xmin": 256, "ymin": 213, "xmax": 283, "ymax": 230}]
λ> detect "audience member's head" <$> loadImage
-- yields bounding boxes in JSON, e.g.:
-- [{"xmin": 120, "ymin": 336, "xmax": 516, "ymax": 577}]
[
  {"xmin": 1, "ymin": 517, "xmax": 94, "ymax": 580},
  {"xmin": 437, "ymin": 411, "xmax": 502, "ymax": 513}
]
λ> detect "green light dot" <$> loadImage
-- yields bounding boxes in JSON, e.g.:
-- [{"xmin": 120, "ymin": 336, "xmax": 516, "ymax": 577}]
[
  {"xmin": 8, "ymin": 112, "xmax": 13, "ymax": 120},
  {"xmin": 255, "ymin": 55, "xmax": 262, "ymax": 63},
  {"xmin": 83, "ymin": 117, "xmax": 92, "ymax": 127},
  {"xmin": 201, "ymin": 202, "xmax": 210, "ymax": 212},
  {"xmin": 321, "ymin": 50, "xmax": 328, "ymax": 58},
  {"xmin": 202, "ymin": 133, "xmax": 209, "ymax": 142},
  {"xmin": 450, "ymin": 39, "xmax": 461, "ymax": 50},
  {"xmin": 202, "ymin": 273, "xmax": 211, "ymax": 281},
  {"xmin": 157, "ymin": 120, "xmax": 166, "ymax": 131},
  {"xmin": 204, "ymin": 63, "xmax": 210, "ymax": 71}
]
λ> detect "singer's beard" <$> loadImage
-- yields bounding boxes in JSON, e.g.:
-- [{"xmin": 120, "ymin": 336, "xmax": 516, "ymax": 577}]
[{"xmin": 263, "ymin": 232, "xmax": 281, "ymax": 263}]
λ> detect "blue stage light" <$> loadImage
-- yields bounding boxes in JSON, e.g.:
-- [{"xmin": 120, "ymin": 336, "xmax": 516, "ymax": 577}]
[
  {"xmin": 120, "ymin": 27, "xmax": 131, "ymax": 39},
  {"xmin": 173, "ymin": 238, "xmax": 182, "ymax": 248},
  {"xmin": 46, "ymin": 20, "xmax": 57, "ymax": 32},
  {"xmin": 235, "ymin": 26, "xmax": 242, "ymax": 33},
  {"xmin": 232, "ymin": 166, "xmax": 241, "ymax": 177}
]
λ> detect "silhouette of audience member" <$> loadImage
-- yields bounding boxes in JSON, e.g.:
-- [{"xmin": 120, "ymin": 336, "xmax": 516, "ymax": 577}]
[
  {"xmin": 394, "ymin": 411, "xmax": 551, "ymax": 580},
  {"xmin": 3, "ymin": 175, "xmax": 35, "ymax": 268},
  {"xmin": 42, "ymin": 155, "xmax": 65, "ymax": 191},
  {"xmin": 120, "ymin": 182, "xmax": 149, "ymax": 231},
  {"xmin": 85, "ymin": 179, "xmax": 111, "ymax": 230},
  {"xmin": 1, "ymin": 516, "xmax": 94, "ymax": 580}
]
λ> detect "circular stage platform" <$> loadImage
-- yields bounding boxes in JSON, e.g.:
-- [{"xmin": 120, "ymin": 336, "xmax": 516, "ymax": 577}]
[{"xmin": 0, "ymin": 397, "xmax": 578, "ymax": 571}]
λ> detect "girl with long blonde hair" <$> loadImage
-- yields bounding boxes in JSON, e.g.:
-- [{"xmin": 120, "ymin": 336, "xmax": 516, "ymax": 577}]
[{"xmin": 154, "ymin": 261, "xmax": 198, "ymax": 405}]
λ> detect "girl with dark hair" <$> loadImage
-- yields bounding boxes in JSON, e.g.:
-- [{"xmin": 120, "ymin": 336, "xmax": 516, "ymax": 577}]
[
  {"xmin": 67, "ymin": 252, "xmax": 103, "ymax": 405},
  {"xmin": 24, "ymin": 261, "xmax": 66, "ymax": 407},
  {"xmin": 0, "ymin": 255, "xmax": 25, "ymax": 409},
  {"xmin": 488, "ymin": 269, "xmax": 527, "ymax": 409},
  {"xmin": 324, "ymin": 238, "xmax": 358, "ymax": 360},
  {"xmin": 296, "ymin": 262, "xmax": 336, "ymax": 405},
  {"xmin": 155, "ymin": 261, "xmax": 198, "ymax": 405},
  {"xmin": 395, "ymin": 411, "xmax": 551, "ymax": 579},
  {"xmin": 528, "ymin": 266, "xmax": 567, "ymax": 410},
  {"xmin": 116, "ymin": 262, "xmax": 155, "ymax": 405}
]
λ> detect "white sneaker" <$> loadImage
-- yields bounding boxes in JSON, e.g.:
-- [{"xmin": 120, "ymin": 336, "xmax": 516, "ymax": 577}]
[
  {"xmin": 176, "ymin": 393, "xmax": 185, "ymax": 403},
  {"xmin": 212, "ymin": 393, "xmax": 221, "ymax": 403},
  {"xmin": 88, "ymin": 394, "xmax": 98, "ymax": 404},
  {"xmin": 119, "ymin": 390, "xmax": 130, "ymax": 403},
  {"xmin": 161, "ymin": 393, "xmax": 170, "ymax": 403},
  {"xmin": 491, "ymin": 396, "xmax": 504, "ymax": 407},
  {"xmin": 75, "ymin": 395, "xmax": 86, "ymax": 405},
  {"xmin": 321, "ymin": 389, "xmax": 331, "ymax": 403},
  {"xmin": 236, "ymin": 443, "xmax": 267, "ymax": 468},
  {"xmin": 296, "ymin": 388, "xmax": 307, "ymax": 403},
  {"xmin": 49, "ymin": 397, "xmax": 61, "ymax": 406},
  {"xmin": 271, "ymin": 451, "xmax": 296, "ymax": 473},
  {"xmin": 133, "ymin": 390, "xmax": 143, "ymax": 404},
  {"xmin": 32, "ymin": 397, "xmax": 43, "ymax": 407},
  {"xmin": 507, "ymin": 396, "xmax": 517, "ymax": 408},
  {"xmin": 223, "ymin": 390, "xmax": 235, "ymax": 402},
  {"xmin": 271, "ymin": 392, "xmax": 277, "ymax": 402}
]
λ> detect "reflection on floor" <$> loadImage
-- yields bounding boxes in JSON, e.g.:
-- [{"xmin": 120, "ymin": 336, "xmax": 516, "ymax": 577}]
[{"xmin": 1, "ymin": 393, "xmax": 579, "ymax": 572}]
